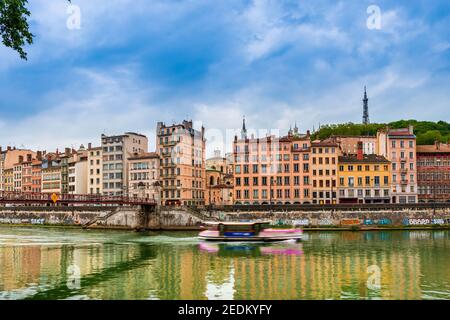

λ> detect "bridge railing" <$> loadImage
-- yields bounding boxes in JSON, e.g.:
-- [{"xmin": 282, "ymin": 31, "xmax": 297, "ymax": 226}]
[{"xmin": 0, "ymin": 191, "xmax": 156, "ymax": 205}]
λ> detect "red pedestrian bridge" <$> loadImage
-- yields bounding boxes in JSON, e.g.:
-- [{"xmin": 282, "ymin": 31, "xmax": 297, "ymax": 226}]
[{"xmin": 0, "ymin": 191, "xmax": 156, "ymax": 206}]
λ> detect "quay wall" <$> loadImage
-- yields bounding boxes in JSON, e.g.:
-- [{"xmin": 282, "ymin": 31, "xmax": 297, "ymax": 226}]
[
  {"xmin": 212, "ymin": 207, "xmax": 450, "ymax": 227},
  {"xmin": 0, "ymin": 205, "xmax": 450, "ymax": 230},
  {"xmin": 0, "ymin": 206, "xmax": 107, "ymax": 227}
]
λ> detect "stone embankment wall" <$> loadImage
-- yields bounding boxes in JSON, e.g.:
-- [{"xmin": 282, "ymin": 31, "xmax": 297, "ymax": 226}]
[
  {"xmin": 0, "ymin": 206, "xmax": 105, "ymax": 226},
  {"xmin": 212, "ymin": 207, "xmax": 450, "ymax": 227},
  {"xmin": 1, "ymin": 205, "xmax": 450, "ymax": 230},
  {"xmin": 0, "ymin": 206, "xmax": 204, "ymax": 230},
  {"xmin": 146, "ymin": 208, "xmax": 204, "ymax": 229}
]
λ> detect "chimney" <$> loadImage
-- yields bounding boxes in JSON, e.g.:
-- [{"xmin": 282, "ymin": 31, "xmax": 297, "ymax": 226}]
[
  {"xmin": 37, "ymin": 151, "xmax": 42, "ymax": 161},
  {"xmin": 27, "ymin": 154, "xmax": 32, "ymax": 162},
  {"xmin": 7, "ymin": 146, "xmax": 11, "ymax": 151},
  {"xmin": 65, "ymin": 148, "xmax": 71, "ymax": 156},
  {"xmin": 88, "ymin": 143, "xmax": 92, "ymax": 150},
  {"xmin": 18, "ymin": 155, "xmax": 24, "ymax": 163},
  {"xmin": 357, "ymin": 141, "xmax": 364, "ymax": 161},
  {"xmin": 306, "ymin": 130, "xmax": 311, "ymax": 136},
  {"xmin": 409, "ymin": 125, "xmax": 414, "ymax": 134}
]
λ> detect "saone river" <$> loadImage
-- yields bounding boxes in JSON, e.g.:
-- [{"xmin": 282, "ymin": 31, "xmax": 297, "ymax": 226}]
[{"xmin": 0, "ymin": 226, "xmax": 449, "ymax": 300}]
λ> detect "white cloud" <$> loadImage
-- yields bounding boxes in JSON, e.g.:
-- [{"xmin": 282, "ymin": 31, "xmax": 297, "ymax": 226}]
[
  {"xmin": 239, "ymin": 0, "xmax": 350, "ymax": 62},
  {"xmin": 0, "ymin": 66, "xmax": 169, "ymax": 152}
]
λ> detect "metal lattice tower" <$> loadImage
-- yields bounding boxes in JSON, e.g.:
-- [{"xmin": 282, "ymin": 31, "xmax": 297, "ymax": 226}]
[{"xmin": 363, "ymin": 86, "xmax": 369, "ymax": 125}]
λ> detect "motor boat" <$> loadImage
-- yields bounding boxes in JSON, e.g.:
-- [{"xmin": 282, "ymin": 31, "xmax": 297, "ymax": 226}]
[{"xmin": 198, "ymin": 221, "xmax": 303, "ymax": 242}]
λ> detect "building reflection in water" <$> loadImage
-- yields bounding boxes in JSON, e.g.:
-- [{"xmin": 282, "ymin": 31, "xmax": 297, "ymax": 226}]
[{"xmin": 0, "ymin": 230, "xmax": 449, "ymax": 300}]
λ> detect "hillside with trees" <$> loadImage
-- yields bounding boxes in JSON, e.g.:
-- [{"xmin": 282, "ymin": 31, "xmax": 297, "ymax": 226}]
[{"xmin": 312, "ymin": 120, "xmax": 450, "ymax": 145}]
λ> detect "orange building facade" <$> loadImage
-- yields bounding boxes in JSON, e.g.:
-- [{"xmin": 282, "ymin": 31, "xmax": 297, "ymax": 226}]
[
  {"xmin": 233, "ymin": 123, "xmax": 312, "ymax": 205},
  {"xmin": 156, "ymin": 120, "xmax": 206, "ymax": 206},
  {"xmin": 311, "ymin": 139, "xmax": 340, "ymax": 204}
]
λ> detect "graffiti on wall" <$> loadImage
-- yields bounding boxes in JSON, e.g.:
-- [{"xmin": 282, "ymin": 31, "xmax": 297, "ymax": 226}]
[
  {"xmin": 431, "ymin": 218, "xmax": 445, "ymax": 225},
  {"xmin": 318, "ymin": 218, "xmax": 334, "ymax": 226},
  {"xmin": 271, "ymin": 219, "xmax": 310, "ymax": 226},
  {"xmin": 403, "ymin": 218, "xmax": 431, "ymax": 225},
  {"xmin": 0, "ymin": 214, "xmax": 93, "ymax": 226},
  {"xmin": 341, "ymin": 219, "xmax": 361, "ymax": 226},
  {"xmin": 363, "ymin": 218, "xmax": 392, "ymax": 225},
  {"xmin": 292, "ymin": 219, "xmax": 310, "ymax": 226}
]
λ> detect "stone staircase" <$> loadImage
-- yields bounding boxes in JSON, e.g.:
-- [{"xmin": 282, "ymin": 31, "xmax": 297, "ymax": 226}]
[
  {"xmin": 185, "ymin": 206, "xmax": 219, "ymax": 222},
  {"xmin": 83, "ymin": 207, "xmax": 121, "ymax": 229}
]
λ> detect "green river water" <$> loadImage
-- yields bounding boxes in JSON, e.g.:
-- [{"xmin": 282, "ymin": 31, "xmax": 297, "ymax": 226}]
[{"xmin": 0, "ymin": 226, "xmax": 449, "ymax": 300}]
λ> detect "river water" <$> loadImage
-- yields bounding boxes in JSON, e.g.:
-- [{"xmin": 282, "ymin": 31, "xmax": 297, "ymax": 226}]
[{"xmin": 0, "ymin": 226, "xmax": 449, "ymax": 300}]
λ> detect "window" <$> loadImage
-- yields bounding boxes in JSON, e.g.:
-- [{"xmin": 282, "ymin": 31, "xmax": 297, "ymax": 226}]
[
  {"xmin": 262, "ymin": 177, "xmax": 267, "ymax": 186},
  {"xmin": 262, "ymin": 164, "xmax": 267, "ymax": 173},
  {"xmin": 348, "ymin": 177, "xmax": 354, "ymax": 187},
  {"xmin": 358, "ymin": 177, "xmax": 363, "ymax": 186},
  {"xmin": 374, "ymin": 176, "xmax": 380, "ymax": 186}
]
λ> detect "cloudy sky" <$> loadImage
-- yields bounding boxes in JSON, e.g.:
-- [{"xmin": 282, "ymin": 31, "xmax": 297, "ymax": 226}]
[{"xmin": 0, "ymin": 0, "xmax": 449, "ymax": 156}]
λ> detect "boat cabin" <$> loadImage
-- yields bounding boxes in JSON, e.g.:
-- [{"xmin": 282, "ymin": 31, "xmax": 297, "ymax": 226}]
[{"xmin": 205, "ymin": 222, "xmax": 271, "ymax": 236}]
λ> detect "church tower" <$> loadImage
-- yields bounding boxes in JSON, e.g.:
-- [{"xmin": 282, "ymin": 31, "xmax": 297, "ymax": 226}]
[
  {"xmin": 241, "ymin": 116, "xmax": 247, "ymax": 139},
  {"xmin": 363, "ymin": 86, "xmax": 370, "ymax": 125}
]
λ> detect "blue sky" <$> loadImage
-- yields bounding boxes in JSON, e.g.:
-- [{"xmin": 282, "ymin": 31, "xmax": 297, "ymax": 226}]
[{"xmin": 0, "ymin": 0, "xmax": 449, "ymax": 156}]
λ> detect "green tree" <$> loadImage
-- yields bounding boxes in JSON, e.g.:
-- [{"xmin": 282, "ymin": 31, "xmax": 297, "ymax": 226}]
[
  {"xmin": 312, "ymin": 120, "xmax": 450, "ymax": 145},
  {"xmin": 0, "ymin": 0, "xmax": 71, "ymax": 60},
  {"xmin": 0, "ymin": 0, "xmax": 33, "ymax": 60}
]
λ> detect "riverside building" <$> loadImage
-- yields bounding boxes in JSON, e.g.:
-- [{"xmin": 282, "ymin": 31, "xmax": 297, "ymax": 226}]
[
  {"xmin": 128, "ymin": 152, "xmax": 160, "ymax": 202},
  {"xmin": 101, "ymin": 132, "xmax": 148, "ymax": 196},
  {"xmin": 311, "ymin": 138, "xmax": 339, "ymax": 204},
  {"xmin": 338, "ymin": 142, "xmax": 391, "ymax": 203},
  {"xmin": 87, "ymin": 145, "xmax": 103, "ymax": 195},
  {"xmin": 233, "ymin": 120, "xmax": 312, "ymax": 205},
  {"xmin": 417, "ymin": 142, "xmax": 450, "ymax": 202},
  {"xmin": 377, "ymin": 126, "xmax": 418, "ymax": 203},
  {"xmin": 156, "ymin": 120, "xmax": 206, "ymax": 206}
]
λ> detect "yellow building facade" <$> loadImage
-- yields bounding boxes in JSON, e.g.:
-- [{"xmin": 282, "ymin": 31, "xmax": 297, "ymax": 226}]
[{"xmin": 338, "ymin": 154, "xmax": 391, "ymax": 204}]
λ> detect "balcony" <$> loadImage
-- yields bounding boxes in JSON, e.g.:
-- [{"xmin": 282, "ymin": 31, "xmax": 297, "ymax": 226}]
[
  {"xmin": 163, "ymin": 185, "xmax": 179, "ymax": 190},
  {"xmin": 162, "ymin": 140, "xmax": 177, "ymax": 147},
  {"xmin": 400, "ymin": 179, "xmax": 408, "ymax": 185},
  {"xmin": 161, "ymin": 163, "xmax": 177, "ymax": 169}
]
